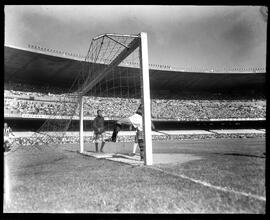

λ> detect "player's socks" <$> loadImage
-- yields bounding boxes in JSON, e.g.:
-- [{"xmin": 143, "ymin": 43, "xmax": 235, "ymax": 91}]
[
  {"xmin": 111, "ymin": 130, "xmax": 118, "ymax": 142},
  {"xmin": 131, "ymin": 143, "xmax": 138, "ymax": 156},
  {"xmin": 138, "ymin": 140, "xmax": 144, "ymax": 161}
]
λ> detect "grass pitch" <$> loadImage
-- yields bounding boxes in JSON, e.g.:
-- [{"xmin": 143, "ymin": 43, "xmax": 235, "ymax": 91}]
[{"xmin": 4, "ymin": 138, "xmax": 265, "ymax": 213}]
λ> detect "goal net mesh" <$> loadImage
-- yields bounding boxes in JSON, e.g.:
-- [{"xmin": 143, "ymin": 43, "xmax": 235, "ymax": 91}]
[{"xmin": 8, "ymin": 33, "xmax": 143, "ymax": 159}]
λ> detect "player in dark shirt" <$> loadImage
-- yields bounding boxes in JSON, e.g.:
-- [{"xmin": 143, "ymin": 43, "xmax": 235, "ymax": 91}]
[{"xmin": 93, "ymin": 110, "xmax": 106, "ymax": 153}]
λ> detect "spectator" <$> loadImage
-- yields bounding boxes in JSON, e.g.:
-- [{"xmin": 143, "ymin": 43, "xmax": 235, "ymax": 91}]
[{"xmin": 3, "ymin": 123, "xmax": 15, "ymax": 152}]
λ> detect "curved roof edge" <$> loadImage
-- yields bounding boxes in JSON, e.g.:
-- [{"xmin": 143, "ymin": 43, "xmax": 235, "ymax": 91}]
[{"xmin": 5, "ymin": 44, "xmax": 266, "ymax": 74}]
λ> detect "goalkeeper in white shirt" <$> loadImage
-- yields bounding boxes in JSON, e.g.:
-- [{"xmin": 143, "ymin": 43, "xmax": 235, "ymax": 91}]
[{"xmin": 106, "ymin": 104, "xmax": 155, "ymax": 159}]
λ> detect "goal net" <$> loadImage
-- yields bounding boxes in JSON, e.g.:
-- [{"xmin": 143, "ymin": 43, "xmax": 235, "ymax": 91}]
[
  {"xmin": 78, "ymin": 32, "xmax": 152, "ymax": 165},
  {"xmin": 8, "ymin": 32, "xmax": 153, "ymax": 165}
]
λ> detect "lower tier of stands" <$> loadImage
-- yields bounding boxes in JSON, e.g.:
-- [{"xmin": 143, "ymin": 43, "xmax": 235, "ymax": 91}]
[
  {"xmin": 8, "ymin": 129, "xmax": 266, "ymax": 147},
  {"xmin": 4, "ymin": 95, "xmax": 266, "ymax": 121},
  {"xmin": 3, "ymin": 118, "xmax": 266, "ymax": 132}
]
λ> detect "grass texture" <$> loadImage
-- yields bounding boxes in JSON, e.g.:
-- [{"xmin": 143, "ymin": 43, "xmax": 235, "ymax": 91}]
[{"xmin": 4, "ymin": 138, "xmax": 265, "ymax": 213}]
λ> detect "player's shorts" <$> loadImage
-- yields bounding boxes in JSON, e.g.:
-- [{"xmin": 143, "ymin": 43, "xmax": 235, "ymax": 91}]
[
  {"xmin": 94, "ymin": 133, "xmax": 105, "ymax": 143},
  {"xmin": 136, "ymin": 129, "xmax": 144, "ymax": 140}
]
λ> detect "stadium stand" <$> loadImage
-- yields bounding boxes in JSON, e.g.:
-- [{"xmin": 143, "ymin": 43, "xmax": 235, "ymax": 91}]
[
  {"xmin": 4, "ymin": 82, "xmax": 266, "ymax": 120},
  {"xmin": 4, "ymin": 82, "xmax": 265, "ymax": 146}
]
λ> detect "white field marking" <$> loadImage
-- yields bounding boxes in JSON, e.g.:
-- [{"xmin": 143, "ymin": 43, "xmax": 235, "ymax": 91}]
[
  {"xmin": 79, "ymin": 151, "xmax": 114, "ymax": 159},
  {"xmin": 209, "ymin": 129, "xmax": 265, "ymax": 134},
  {"xmin": 150, "ymin": 166, "xmax": 266, "ymax": 202}
]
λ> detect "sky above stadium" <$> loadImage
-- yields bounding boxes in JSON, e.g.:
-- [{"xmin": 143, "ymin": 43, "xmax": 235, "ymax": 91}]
[{"xmin": 5, "ymin": 5, "xmax": 267, "ymax": 70}]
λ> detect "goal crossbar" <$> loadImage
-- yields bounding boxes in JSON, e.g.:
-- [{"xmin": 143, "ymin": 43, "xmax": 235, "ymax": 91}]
[{"xmin": 93, "ymin": 33, "xmax": 139, "ymax": 40}]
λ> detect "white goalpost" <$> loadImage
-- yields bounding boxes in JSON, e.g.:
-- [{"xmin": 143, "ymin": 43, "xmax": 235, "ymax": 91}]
[
  {"xmin": 139, "ymin": 32, "xmax": 153, "ymax": 165},
  {"xmin": 79, "ymin": 96, "xmax": 84, "ymax": 154},
  {"xmin": 79, "ymin": 32, "xmax": 153, "ymax": 165}
]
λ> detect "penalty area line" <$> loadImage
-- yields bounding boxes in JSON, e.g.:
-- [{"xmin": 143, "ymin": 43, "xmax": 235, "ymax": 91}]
[{"xmin": 150, "ymin": 166, "xmax": 266, "ymax": 202}]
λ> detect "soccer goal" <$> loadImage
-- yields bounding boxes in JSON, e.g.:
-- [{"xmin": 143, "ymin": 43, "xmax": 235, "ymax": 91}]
[
  {"xmin": 78, "ymin": 32, "xmax": 153, "ymax": 165},
  {"xmin": 8, "ymin": 32, "xmax": 153, "ymax": 166}
]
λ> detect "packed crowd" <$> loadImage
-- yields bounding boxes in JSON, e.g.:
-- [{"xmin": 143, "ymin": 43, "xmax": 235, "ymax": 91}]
[
  {"xmin": 4, "ymin": 81, "xmax": 266, "ymax": 120},
  {"xmin": 151, "ymin": 99, "xmax": 266, "ymax": 119},
  {"xmin": 4, "ymin": 98, "xmax": 78, "ymax": 116},
  {"xmin": 4, "ymin": 94, "xmax": 266, "ymax": 120}
]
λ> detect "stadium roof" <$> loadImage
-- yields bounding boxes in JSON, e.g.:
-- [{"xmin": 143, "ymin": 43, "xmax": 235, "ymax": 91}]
[{"xmin": 5, "ymin": 45, "xmax": 266, "ymax": 92}]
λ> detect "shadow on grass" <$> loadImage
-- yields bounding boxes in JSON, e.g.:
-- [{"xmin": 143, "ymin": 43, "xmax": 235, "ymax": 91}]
[
  {"xmin": 212, "ymin": 152, "xmax": 265, "ymax": 159},
  {"xmin": 65, "ymin": 149, "xmax": 80, "ymax": 153},
  {"xmin": 65, "ymin": 150, "xmax": 98, "ymax": 154},
  {"xmin": 16, "ymin": 156, "xmax": 67, "ymax": 169}
]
